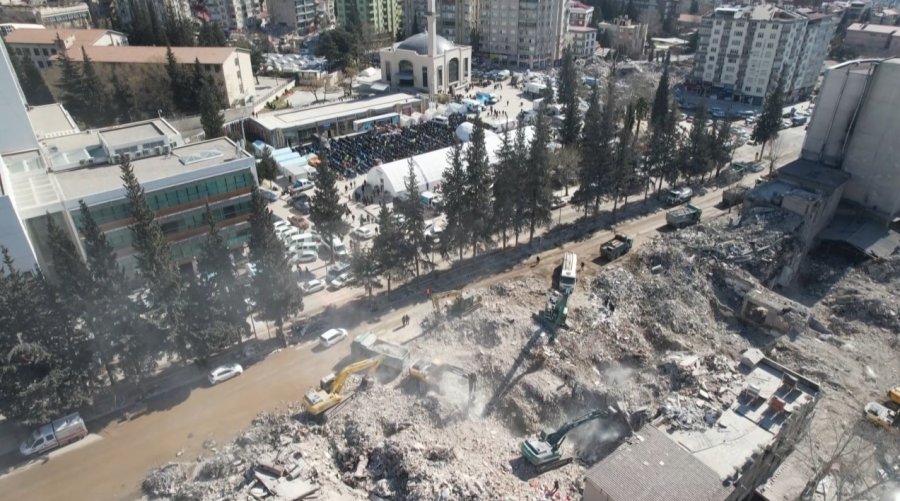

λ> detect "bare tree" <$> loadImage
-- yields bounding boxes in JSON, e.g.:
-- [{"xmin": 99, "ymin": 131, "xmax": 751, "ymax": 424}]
[
  {"xmin": 297, "ymin": 75, "xmax": 329, "ymax": 103},
  {"xmin": 765, "ymin": 135, "xmax": 785, "ymax": 176}
]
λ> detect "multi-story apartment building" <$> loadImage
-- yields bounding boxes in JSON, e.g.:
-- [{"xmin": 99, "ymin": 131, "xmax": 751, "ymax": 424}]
[
  {"xmin": 596, "ymin": 16, "xmax": 646, "ymax": 58},
  {"xmin": 335, "ymin": 0, "xmax": 401, "ymax": 37},
  {"xmin": 208, "ymin": 0, "xmax": 262, "ymax": 31},
  {"xmin": 4, "ymin": 28, "xmax": 128, "ymax": 70},
  {"xmin": 401, "ymin": 0, "xmax": 478, "ymax": 44},
  {"xmin": 478, "ymin": 0, "xmax": 568, "ymax": 68},
  {"xmin": 0, "ymin": 41, "xmax": 260, "ymax": 275},
  {"xmin": 844, "ymin": 22, "xmax": 900, "ymax": 57},
  {"xmin": 567, "ymin": 1, "xmax": 597, "ymax": 58},
  {"xmin": 267, "ymin": 0, "xmax": 321, "ymax": 33},
  {"xmin": 0, "ymin": 2, "xmax": 92, "ymax": 29},
  {"xmin": 112, "ymin": 0, "xmax": 194, "ymax": 26},
  {"xmin": 690, "ymin": 5, "xmax": 834, "ymax": 105}
]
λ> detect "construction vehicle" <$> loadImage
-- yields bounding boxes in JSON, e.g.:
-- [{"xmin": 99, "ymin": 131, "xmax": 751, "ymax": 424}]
[
  {"xmin": 541, "ymin": 289, "xmax": 570, "ymax": 331},
  {"xmin": 351, "ymin": 333, "xmax": 410, "ymax": 372},
  {"xmin": 600, "ymin": 234, "xmax": 633, "ymax": 260},
  {"xmin": 722, "ymin": 185, "xmax": 750, "ymax": 208},
  {"xmin": 302, "ymin": 357, "xmax": 383, "ymax": 418},
  {"xmin": 408, "ymin": 359, "xmax": 476, "ymax": 397},
  {"xmin": 558, "ymin": 252, "xmax": 578, "ymax": 293},
  {"xmin": 864, "ymin": 385, "xmax": 900, "ymax": 430},
  {"xmin": 431, "ymin": 290, "xmax": 482, "ymax": 317},
  {"xmin": 666, "ymin": 204, "xmax": 702, "ymax": 229},
  {"xmin": 520, "ymin": 409, "xmax": 611, "ymax": 471}
]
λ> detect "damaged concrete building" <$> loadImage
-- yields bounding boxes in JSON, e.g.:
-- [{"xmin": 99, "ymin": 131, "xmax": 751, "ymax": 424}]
[
  {"xmin": 584, "ymin": 349, "xmax": 820, "ymax": 501},
  {"xmin": 743, "ymin": 58, "xmax": 900, "ymax": 285}
]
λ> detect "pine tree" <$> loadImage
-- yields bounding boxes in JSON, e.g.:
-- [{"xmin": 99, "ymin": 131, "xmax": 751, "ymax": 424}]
[
  {"xmin": 110, "ymin": 72, "xmax": 135, "ymax": 123},
  {"xmin": 78, "ymin": 200, "xmax": 156, "ymax": 383},
  {"xmin": 190, "ymin": 58, "xmax": 206, "ymax": 107},
  {"xmin": 79, "ymin": 46, "xmax": 111, "ymax": 126},
  {"xmin": 588, "ymin": 74, "xmax": 619, "ymax": 212},
  {"xmin": 183, "ymin": 207, "xmax": 245, "ymax": 362},
  {"xmin": 650, "ymin": 53, "xmax": 670, "ymax": 131},
  {"xmin": 127, "ymin": 0, "xmax": 154, "ymax": 45},
  {"xmin": 13, "ymin": 52, "xmax": 55, "ymax": 105},
  {"xmin": 200, "ymin": 75, "xmax": 225, "ymax": 139},
  {"xmin": 491, "ymin": 129, "xmax": 518, "ymax": 248},
  {"xmin": 511, "ymin": 125, "xmax": 530, "ymax": 244},
  {"xmin": 147, "ymin": 1, "xmax": 169, "ymax": 46},
  {"xmin": 647, "ymin": 99, "xmax": 681, "ymax": 196},
  {"xmin": 121, "ymin": 159, "xmax": 185, "ymax": 355},
  {"xmin": 463, "ymin": 119, "xmax": 493, "ymax": 255},
  {"xmin": 576, "ymin": 85, "xmax": 602, "ymax": 214},
  {"xmin": 350, "ymin": 245, "xmax": 381, "ymax": 297},
  {"xmin": 308, "ymin": 149, "xmax": 346, "ymax": 262},
  {"xmin": 523, "ymin": 112, "xmax": 554, "ymax": 242},
  {"xmin": 57, "ymin": 40, "xmax": 84, "ymax": 120},
  {"xmin": 610, "ymin": 102, "xmax": 639, "ymax": 213},
  {"xmin": 198, "ymin": 21, "xmax": 214, "ymax": 47},
  {"xmin": 398, "ymin": 160, "xmax": 427, "ymax": 276},
  {"xmin": 165, "ymin": 46, "xmax": 188, "ymax": 111},
  {"xmin": 681, "ymin": 102, "xmax": 713, "ymax": 181},
  {"xmin": 256, "ymin": 147, "xmax": 278, "ymax": 181},
  {"xmin": 44, "ymin": 215, "xmax": 90, "ymax": 303},
  {"xmin": 712, "ymin": 119, "xmax": 734, "ymax": 178},
  {"xmin": 558, "ymin": 48, "xmax": 581, "ymax": 146},
  {"xmin": 441, "ymin": 143, "xmax": 469, "ymax": 261},
  {"xmin": 371, "ymin": 203, "xmax": 404, "ymax": 292},
  {"xmin": 248, "ymin": 187, "xmax": 303, "ymax": 345},
  {"xmin": 752, "ymin": 75, "xmax": 785, "ymax": 159},
  {"xmin": 165, "ymin": 2, "xmax": 196, "ymax": 46},
  {"xmin": 210, "ymin": 21, "xmax": 228, "ymax": 46}
]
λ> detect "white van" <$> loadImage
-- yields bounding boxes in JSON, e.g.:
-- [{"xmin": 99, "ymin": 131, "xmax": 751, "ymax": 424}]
[
  {"xmin": 461, "ymin": 99, "xmax": 484, "ymax": 113},
  {"xmin": 559, "ymin": 252, "xmax": 577, "ymax": 293},
  {"xmin": 318, "ymin": 235, "xmax": 348, "ymax": 260}
]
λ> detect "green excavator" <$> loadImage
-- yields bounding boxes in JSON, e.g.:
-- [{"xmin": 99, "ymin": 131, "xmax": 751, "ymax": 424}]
[{"xmin": 520, "ymin": 409, "xmax": 611, "ymax": 471}]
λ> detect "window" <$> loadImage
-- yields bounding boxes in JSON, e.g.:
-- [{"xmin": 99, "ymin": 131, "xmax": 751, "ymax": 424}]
[
  {"xmin": 215, "ymin": 66, "xmax": 220, "ymax": 73},
  {"xmin": 422, "ymin": 66, "xmax": 428, "ymax": 87},
  {"xmin": 385, "ymin": 61, "xmax": 391, "ymax": 81},
  {"xmin": 51, "ymin": 48, "xmax": 56, "ymax": 55},
  {"xmin": 463, "ymin": 57, "xmax": 468, "ymax": 77},
  {"xmin": 42, "ymin": 48, "xmax": 49, "ymax": 56},
  {"xmin": 33, "ymin": 48, "xmax": 40, "ymax": 55}
]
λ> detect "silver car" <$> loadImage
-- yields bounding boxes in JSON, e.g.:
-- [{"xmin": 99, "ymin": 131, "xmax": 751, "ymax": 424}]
[{"xmin": 208, "ymin": 363, "xmax": 243, "ymax": 385}]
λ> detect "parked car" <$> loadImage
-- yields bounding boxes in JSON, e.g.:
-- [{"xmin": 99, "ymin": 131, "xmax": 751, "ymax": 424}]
[
  {"xmin": 292, "ymin": 179, "xmax": 315, "ymax": 192},
  {"xmin": 19, "ymin": 413, "xmax": 88, "ymax": 456},
  {"xmin": 259, "ymin": 188, "xmax": 280, "ymax": 203},
  {"xmin": 352, "ymin": 226, "xmax": 377, "ymax": 240},
  {"xmin": 289, "ymin": 215, "xmax": 310, "ymax": 229},
  {"xmin": 301, "ymin": 278, "xmax": 326, "ymax": 294},
  {"xmin": 318, "ymin": 328, "xmax": 348, "ymax": 347},
  {"xmin": 550, "ymin": 196, "xmax": 567, "ymax": 209},
  {"xmin": 293, "ymin": 199, "xmax": 310, "ymax": 214},
  {"xmin": 290, "ymin": 249, "xmax": 318, "ymax": 264},
  {"xmin": 208, "ymin": 363, "xmax": 243, "ymax": 385}
]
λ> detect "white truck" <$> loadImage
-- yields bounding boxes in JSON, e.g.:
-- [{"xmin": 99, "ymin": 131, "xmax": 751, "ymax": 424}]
[{"xmin": 19, "ymin": 413, "xmax": 88, "ymax": 456}]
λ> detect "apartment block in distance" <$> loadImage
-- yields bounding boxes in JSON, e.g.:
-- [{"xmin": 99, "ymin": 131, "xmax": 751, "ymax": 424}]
[
  {"xmin": 478, "ymin": 0, "xmax": 569, "ymax": 69},
  {"xmin": 568, "ymin": 1, "xmax": 597, "ymax": 58},
  {"xmin": 0, "ymin": 41, "xmax": 259, "ymax": 274},
  {"xmin": 596, "ymin": 16, "xmax": 647, "ymax": 59},
  {"xmin": 267, "ymin": 0, "xmax": 321, "ymax": 34},
  {"xmin": 4, "ymin": 28, "xmax": 128, "ymax": 70},
  {"xmin": 844, "ymin": 23, "xmax": 900, "ymax": 57},
  {"xmin": 335, "ymin": 0, "xmax": 401, "ymax": 37},
  {"xmin": 207, "ymin": 0, "xmax": 262, "ymax": 31},
  {"xmin": 690, "ymin": 5, "xmax": 835, "ymax": 105},
  {"xmin": 401, "ymin": 0, "xmax": 478, "ymax": 44},
  {"xmin": 63, "ymin": 46, "xmax": 254, "ymax": 107},
  {"xmin": 0, "ymin": 2, "xmax": 92, "ymax": 30}
]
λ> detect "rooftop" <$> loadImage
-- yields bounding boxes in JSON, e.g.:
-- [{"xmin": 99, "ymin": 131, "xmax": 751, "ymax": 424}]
[
  {"xmin": 569, "ymin": 1, "xmax": 594, "ymax": 12},
  {"xmin": 777, "ymin": 158, "xmax": 850, "ymax": 193},
  {"xmin": 391, "ymin": 31, "xmax": 461, "ymax": 56},
  {"xmin": 569, "ymin": 25, "xmax": 598, "ymax": 32},
  {"xmin": 53, "ymin": 137, "xmax": 251, "ymax": 201},
  {"xmin": 252, "ymin": 94, "xmax": 422, "ymax": 131},
  {"xmin": 99, "ymin": 122, "xmax": 167, "ymax": 146},
  {"xmin": 848, "ymin": 22, "xmax": 900, "ymax": 34},
  {"xmin": 713, "ymin": 4, "xmax": 806, "ymax": 21},
  {"xmin": 66, "ymin": 46, "xmax": 244, "ymax": 65},
  {"xmin": 27, "ymin": 104, "xmax": 78, "ymax": 139},
  {"xmin": 584, "ymin": 425, "xmax": 732, "ymax": 501},
  {"xmin": 3, "ymin": 27, "xmax": 119, "ymax": 46}
]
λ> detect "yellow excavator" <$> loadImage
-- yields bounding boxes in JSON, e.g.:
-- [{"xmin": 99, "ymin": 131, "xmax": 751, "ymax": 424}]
[
  {"xmin": 431, "ymin": 290, "xmax": 482, "ymax": 317},
  {"xmin": 302, "ymin": 357, "xmax": 383, "ymax": 418},
  {"xmin": 865, "ymin": 385, "xmax": 900, "ymax": 430}
]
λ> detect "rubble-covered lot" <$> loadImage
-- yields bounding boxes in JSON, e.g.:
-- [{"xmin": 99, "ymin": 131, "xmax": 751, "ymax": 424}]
[{"xmin": 144, "ymin": 210, "xmax": 900, "ymax": 500}]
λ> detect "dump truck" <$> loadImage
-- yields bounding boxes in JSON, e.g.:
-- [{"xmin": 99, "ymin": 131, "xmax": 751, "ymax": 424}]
[
  {"xmin": 722, "ymin": 185, "xmax": 750, "ymax": 208},
  {"xmin": 664, "ymin": 187, "xmax": 693, "ymax": 206},
  {"xmin": 19, "ymin": 413, "xmax": 88, "ymax": 456},
  {"xmin": 351, "ymin": 333, "xmax": 410, "ymax": 372},
  {"xmin": 600, "ymin": 234, "xmax": 633, "ymax": 260},
  {"xmin": 666, "ymin": 204, "xmax": 702, "ymax": 229}
]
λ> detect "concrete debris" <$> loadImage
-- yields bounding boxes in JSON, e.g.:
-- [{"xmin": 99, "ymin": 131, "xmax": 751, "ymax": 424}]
[{"xmin": 143, "ymin": 203, "xmax": 900, "ymax": 501}]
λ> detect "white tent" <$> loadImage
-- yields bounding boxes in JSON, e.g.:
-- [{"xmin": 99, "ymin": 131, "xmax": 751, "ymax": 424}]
[
  {"xmin": 366, "ymin": 126, "xmax": 535, "ymax": 198},
  {"xmin": 455, "ymin": 122, "xmax": 475, "ymax": 142}
]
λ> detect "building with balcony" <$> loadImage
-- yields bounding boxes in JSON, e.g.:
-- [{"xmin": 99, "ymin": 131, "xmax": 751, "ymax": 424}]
[
  {"xmin": 568, "ymin": 1, "xmax": 597, "ymax": 58},
  {"xmin": 402, "ymin": 0, "xmax": 478, "ymax": 44},
  {"xmin": 477, "ymin": 0, "xmax": 569, "ymax": 68},
  {"xmin": 690, "ymin": 5, "xmax": 834, "ymax": 105},
  {"xmin": 268, "ymin": 0, "xmax": 321, "ymax": 33},
  {"xmin": 0, "ymin": 41, "xmax": 260, "ymax": 275},
  {"xmin": 207, "ymin": 0, "xmax": 262, "ymax": 31},
  {"xmin": 335, "ymin": 0, "xmax": 401, "ymax": 37},
  {"xmin": 596, "ymin": 16, "xmax": 646, "ymax": 58},
  {"xmin": 4, "ymin": 28, "xmax": 128, "ymax": 70}
]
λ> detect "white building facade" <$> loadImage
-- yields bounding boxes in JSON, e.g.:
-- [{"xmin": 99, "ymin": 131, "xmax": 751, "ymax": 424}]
[
  {"xmin": 478, "ymin": 0, "xmax": 568, "ymax": 68},
  {"xmin": 567, "ymin": 1, "xmax": 597, "ymax": 58},
  {"xmin": 380, "ymin": 0, "xmax": 472, "ymax": 94},
  {"xmin": 4, "ymin": 28, "xmax": 128, "ymax": 70},
  {"xmin": 691, "ymin": 5, "xmax": 834, "ymax": 105},
  {"xmin": 208, "ymin": 0, "xmax": 261, "ymax": 31}
]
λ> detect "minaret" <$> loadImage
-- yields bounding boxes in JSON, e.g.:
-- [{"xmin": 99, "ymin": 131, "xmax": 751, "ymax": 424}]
[{"xmin": 427, "ymin": 0, "xmax": 437, "ymax": 56}]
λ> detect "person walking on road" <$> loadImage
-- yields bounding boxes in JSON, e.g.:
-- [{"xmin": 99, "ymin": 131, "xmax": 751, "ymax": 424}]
[{"xmin": 425, "ymin": 288, "xmax": 431, "ymax": 300}]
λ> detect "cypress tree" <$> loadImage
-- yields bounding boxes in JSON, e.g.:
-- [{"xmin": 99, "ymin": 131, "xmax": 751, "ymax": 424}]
[
  {"xmin": 371, "ymin": 203, "xmax": 404, "ymax": 292},
  {"xmin": 398, "ymin": 161, "xmax": 427, "ymax": 276},
  {"xmin": 248, "ymin": 187, "xmax": 302, "ymax": 346},
  {"xmin": 576, "ymin": 85, "xmax": 601, "ymax": 214},
  {"xmin": 110, "ymin": 72, "xmax": 135, "ymax": 123},
  {"xmin": 307, "ymin": 149, "xmax": 345, "ymax": 262},
  {"xmin": 752, "ymin": 75, "xmax": 785, "ymax": 160},
  {"xmin": 200, "ymin": 76, "xmax": 225, "ymax": 139},
  {"xmin": 441, "ymin": 143, "xmax": 469, "ymax": 261},
  {"xmin": 121, "ymin": 159, "xmax": 185, "ymax": 356},
  {"xmin": 256, "ymin": 147, "xmax": 278, "ymax": 181},
  {"xmin": 491, "ymin": 129, "xmax": 518, "ymax": 248},
  {"xmin": 650, "ymin": 52, "xmax": 670, "ymax": 131},
  {"xmin": 57, "ymin": 40, "xmax": 84, "ymax": 119},
  {"xmin": 463, "ymin": 119, "xmax": 493, "ymax": 255},
  {"xmin": 558, "ymin": 48, "xmax": 582, "ymax": 146},
  {"xmin": 80, "ymin": 46, "xmax": 111, "ymax": 126},
  {"xmin": 523, "ymin": 112, "xmax": 554, "ymax": 242},
  {"xmin": 14, "ymin": 53, "xmax": 55, "ymax": 105}
]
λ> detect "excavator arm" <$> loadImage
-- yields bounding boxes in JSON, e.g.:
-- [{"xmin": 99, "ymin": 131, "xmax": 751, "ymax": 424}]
[
  {"xmin": 542, "ymin": 409, "xmax": 609, "ymax": 450},
  {"xmin": 328, "ymin": 356, "xmax": 384, "ymax": 394}
]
